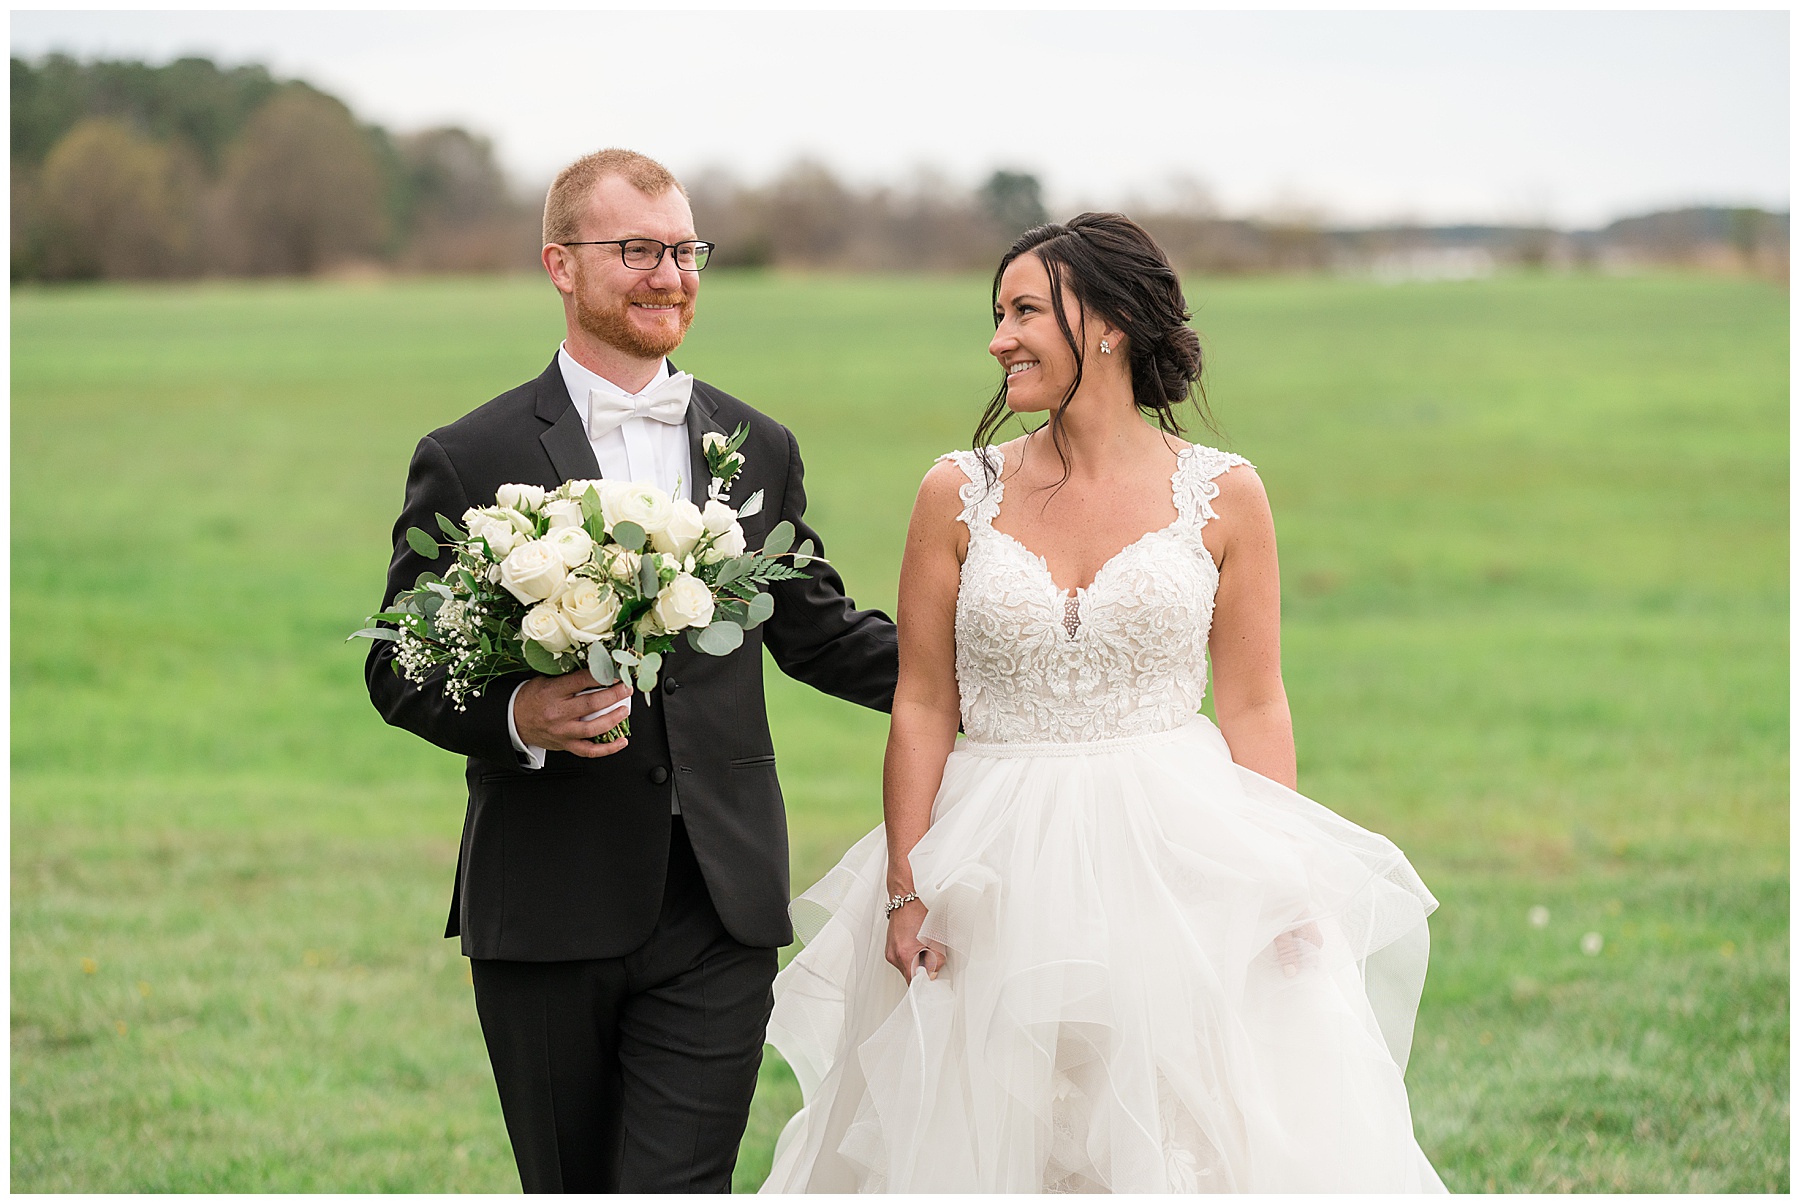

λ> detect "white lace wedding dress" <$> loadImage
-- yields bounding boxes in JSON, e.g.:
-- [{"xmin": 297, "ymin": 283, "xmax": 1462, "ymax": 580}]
[{"xmin": 760, "ymin": 446, "xmax": 1445, "ymax": 1193}]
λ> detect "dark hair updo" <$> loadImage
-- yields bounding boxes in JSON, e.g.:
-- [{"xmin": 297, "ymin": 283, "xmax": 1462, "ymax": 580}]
[{"xmin": 973, "ymin": 212, "xmax": 1216, "ymax": 489}]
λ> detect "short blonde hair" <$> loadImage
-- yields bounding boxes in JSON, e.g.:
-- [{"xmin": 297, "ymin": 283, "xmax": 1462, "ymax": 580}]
[{"xmin": 542, "ymin": 148, "xmax": 685, "ymax": 245}]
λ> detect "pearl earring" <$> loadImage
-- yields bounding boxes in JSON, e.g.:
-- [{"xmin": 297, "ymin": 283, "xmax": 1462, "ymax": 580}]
[{"xmin": 1099, "ymin": 339, "xmax": 1112, "ymax": 355}]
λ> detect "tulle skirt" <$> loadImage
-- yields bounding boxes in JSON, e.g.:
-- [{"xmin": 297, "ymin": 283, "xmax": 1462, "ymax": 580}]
[{"xmin": 760, "ymin": 717, "xmax": 1445, "ymax": 1193}]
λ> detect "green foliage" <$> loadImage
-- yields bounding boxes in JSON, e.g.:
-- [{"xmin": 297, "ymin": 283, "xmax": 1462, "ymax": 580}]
[
  {"xmin": 761, "ymin": 520, "xmax": 796, "ymax": 557},
  {"xmin": 745, "ymin": 591, "xmax": 776, "ymax": 629},
  {"xmin": 11, "ymin": 54, "xmax": 284, "ymax": 172},
  {"xmin": 10, "ymin": 272, "xmax": 1786, "ymax": 1192},
  {"xmin": 403, "ymin": 527, "xmax": 438, "ymax": 558},
  {"xmin": 610, "ymin": 520, "xmax": 645, "ymax": 551},
  {"xmin": 520, "ymin": 639, "xmax": 560, "ymax": 676},
  {"xmin": 587, "ymin": 642, "xmax": 617, "ymax": 686},
  {"xmin": 691, "ymin": 620, "xmax": 746, "ymax": 656},
  {"xmin": 10, "ymin": 55, "xmax": 531, "ymax": 282},
  {"xmin": 977, "ymin": 169, "xmax": 1048, "ymax": 236}
]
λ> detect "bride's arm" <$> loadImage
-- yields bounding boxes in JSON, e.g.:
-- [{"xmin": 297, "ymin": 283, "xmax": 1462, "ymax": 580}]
[
  {"xmin": 1205, "ymin": 466, "xmax": 1298, "ymax": 791},
  {"xmin": 881, "ymin": 461, "xmax": 968, "ymax": 980}
]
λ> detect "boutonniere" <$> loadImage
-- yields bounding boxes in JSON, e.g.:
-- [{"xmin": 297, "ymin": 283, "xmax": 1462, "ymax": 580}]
[{"xmin": 702, "ymin": 425, "xmax": 750, "ymax": 503}]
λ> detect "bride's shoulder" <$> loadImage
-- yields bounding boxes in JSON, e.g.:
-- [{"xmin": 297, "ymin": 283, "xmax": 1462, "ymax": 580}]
[
  {"xmin": 918, "ymin": 450, "xmax": 982, "ymax": 514},
  {"xmin": 921, "ymin": 443, "xmax": 1012, "ymax": 530},
  {"xmin": 929, "ymin": 441, "xmax": 1013, "ymax": 486},
  {"xmin": 1173, "ymin": 441, "xmax": 1267, "ymax": 525},
  {"xmin": 1175, "ymin": 440, "xmax": 1256, "ymax": 480}
]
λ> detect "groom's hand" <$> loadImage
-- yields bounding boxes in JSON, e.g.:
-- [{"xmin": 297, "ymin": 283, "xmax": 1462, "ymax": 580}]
[{"xmin": 514, "ymin": 670, "xmax": 634, "ymax": 758}]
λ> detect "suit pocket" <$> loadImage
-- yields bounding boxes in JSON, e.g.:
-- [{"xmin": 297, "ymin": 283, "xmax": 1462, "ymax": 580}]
[{"xmin": 729, "ymin": 754, "xmax": 777, "ymax": 769}]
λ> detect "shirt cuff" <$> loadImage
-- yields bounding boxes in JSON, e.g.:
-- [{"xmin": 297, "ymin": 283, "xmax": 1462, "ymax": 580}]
[{"xmin": 507, "ymin": 680, "xmax": 548, "ymax": 771}]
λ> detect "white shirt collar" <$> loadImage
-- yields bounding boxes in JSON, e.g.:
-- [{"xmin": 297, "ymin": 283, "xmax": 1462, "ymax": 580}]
[{"xmin": 557, "ymin": 343, "xmax": 671, "ymax": 413}]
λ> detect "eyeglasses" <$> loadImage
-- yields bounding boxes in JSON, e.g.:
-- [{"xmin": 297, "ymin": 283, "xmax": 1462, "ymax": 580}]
[{"xmin": 557, "ymin": 238, "xmax": 715, "ymax": 271}]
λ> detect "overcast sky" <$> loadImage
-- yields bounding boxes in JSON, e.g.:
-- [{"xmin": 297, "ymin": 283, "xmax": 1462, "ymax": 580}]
[{"xmin": 11, "ymin": 9, "xmax": 1789, "ymax": 227}]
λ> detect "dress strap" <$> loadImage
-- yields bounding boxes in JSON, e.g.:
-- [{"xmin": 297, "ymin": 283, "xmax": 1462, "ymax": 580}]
[
  {"xmin": 1173, "ymin": 445, "xmax": 1253, "ymax": 528},
  {"xmin": 936, "ymin": 448, "xmax": 1005, "ymax": 531}
]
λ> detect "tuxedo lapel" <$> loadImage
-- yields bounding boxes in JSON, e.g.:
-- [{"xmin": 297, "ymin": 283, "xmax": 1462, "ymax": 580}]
[
  {"xmin": 685, "ymin": 381, "xmax": 730, "ymax": 502},
  {"xmin": 534, "ymin": 358, "xmax": 601, "ymax": 484}
]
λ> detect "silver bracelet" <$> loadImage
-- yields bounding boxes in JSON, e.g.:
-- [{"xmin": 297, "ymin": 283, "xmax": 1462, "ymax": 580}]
[{"xmin": 884, "ymin": 892, "xmax": 920, "ymax": 917}]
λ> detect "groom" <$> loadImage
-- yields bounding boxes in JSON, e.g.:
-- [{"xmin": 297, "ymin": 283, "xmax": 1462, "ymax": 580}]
[{"xmin": 366, "ymin": 148, "xmax": 898, "ymax": 1192}]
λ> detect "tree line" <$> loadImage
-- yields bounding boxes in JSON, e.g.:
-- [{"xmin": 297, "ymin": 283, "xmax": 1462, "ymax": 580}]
[
  {"xmin": 11, "ymin": 55, "xmax": 536, "ymax": 281},
  {"xmin": 11, "ymin": 55, "xmax": 1787, "ymax": 283}
]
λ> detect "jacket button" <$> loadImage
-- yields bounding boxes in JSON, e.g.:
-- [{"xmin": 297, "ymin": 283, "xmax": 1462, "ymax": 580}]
[
  {"xmin": 665, "ymin": 678, "xmax": 680, "ymax": 692},
  {"xmin": 649, "ymin": 766, "xmax": 669, "ymax": 785}
]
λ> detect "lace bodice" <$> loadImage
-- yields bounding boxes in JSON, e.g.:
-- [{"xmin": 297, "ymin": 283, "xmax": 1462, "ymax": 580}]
[{"xmin": 940, "ymin": 444, "xmax": 1251, "ymax": 745}]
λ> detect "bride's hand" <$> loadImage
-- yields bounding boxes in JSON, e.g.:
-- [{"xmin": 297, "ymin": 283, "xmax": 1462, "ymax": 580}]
[
  {"xmin": 1274, "ymin": 920, "xmax": 1323, "ymax": 978},
  {"xmin": 885, "ymin": 899, "xmax": 946, "ymax": 981}
]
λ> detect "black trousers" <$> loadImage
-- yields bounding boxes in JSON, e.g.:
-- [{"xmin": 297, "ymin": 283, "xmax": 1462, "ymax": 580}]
[{"xmin": 470, "ymin": 818, "xmax": 779, "ymax": 1193}]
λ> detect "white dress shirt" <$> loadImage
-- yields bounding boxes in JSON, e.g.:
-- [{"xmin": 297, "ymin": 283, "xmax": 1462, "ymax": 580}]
[{"xmin": 506, "ymin": 346, "xmax": 694, "ymax": 813}]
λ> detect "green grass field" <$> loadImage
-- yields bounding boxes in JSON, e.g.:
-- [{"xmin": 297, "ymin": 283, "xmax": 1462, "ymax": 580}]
[{"xmin": 12, "ymin": 269, "xmax": 1787, "ymax": 1192}]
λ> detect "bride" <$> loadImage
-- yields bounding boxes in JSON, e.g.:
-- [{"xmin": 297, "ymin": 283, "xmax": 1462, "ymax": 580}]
[{"xmin": 760, "ymin": 213, "xmax": 1445, "ymax": 1193}]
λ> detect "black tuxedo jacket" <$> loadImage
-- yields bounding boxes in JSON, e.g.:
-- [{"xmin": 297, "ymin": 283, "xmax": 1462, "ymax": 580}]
[{"xmin": 366, "ymin": 356, "xmax": 898, "ymax": 960}]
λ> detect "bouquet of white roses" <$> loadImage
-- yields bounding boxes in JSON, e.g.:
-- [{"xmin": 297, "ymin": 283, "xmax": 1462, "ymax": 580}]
[{"xmin": 352, "ymin": 426, "xmax": 815, "ymax": 740}]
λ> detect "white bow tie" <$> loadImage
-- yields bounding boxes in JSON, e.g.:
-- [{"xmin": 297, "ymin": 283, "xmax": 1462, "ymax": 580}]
[{"xmin": 586, "ymin": 372, "xmax": 694, "ymax": 440}]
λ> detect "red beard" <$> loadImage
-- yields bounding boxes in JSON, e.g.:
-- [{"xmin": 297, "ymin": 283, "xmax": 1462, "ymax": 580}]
[{"xmin": 575, "ymin": 286, "xmax": 694, "ymax": 359}]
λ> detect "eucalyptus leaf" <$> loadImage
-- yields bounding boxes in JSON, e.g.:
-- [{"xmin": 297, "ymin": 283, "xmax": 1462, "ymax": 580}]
[
  {"xmin": 611, "ymin": 648, "xmax": 639, "ymax": 667},
  {"xmin": 793, "ymin": 538, "xmax": 816, "ymax": 568},
  {"xmin": 638, "ymin": 555, "xmax": 662, "ymax": 599},
  {"xmin": 587, "ymin": 642, "xmax": 618, "ymax": 685},
  {"xmin": 405, "ymin": 526, "xmax": 440, "ymax": 558},
  {"xmin": 522, "ymin": 639, "xmax": 562, "ymax": 675},
  {"xmin": 612, "ymin": 521, "xmax": 646, "ymax": 552},
  {"xmin": 744, "ymin": 591, "xmax": 776, "ymax": 628},
  {"xmin": 735, "ymin": 489, "xmax": 764, "ymax": 519},
  {"xmin": 639, "ymin": 651, "xmax": 663, "ymax": 677},
  {"xmin": 346, "ymin": 627, "xmax": 398, "ymax": 643},
  {"xmin": 634, "ymin": 659, "xmax": 660, "ymax": 692},
  {"xmin": 762, "ymin": 520, "xmax": 795, "ymax": 557},
  {"xmin": 436, "ymin": 512, "xmax": 465, "ymax": 539},
  {"xmin": 693, "ymin": 620, "xmax": 745, "ymax": 656},
  {"xmin": 413, "ymin": 570, "xmax": 442, "ymax": 590}
]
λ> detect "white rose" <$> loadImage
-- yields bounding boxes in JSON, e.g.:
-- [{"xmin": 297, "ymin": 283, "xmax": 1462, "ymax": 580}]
[
  {"xmin": 495, "ymin": 483, "xmax": 547, "ymax": 513},
  {"xmin": 542, "ymin": 524, "xmax": 595, "ymax": 569},
  {"xmin": 702, "ymin": 431, "xmax": 730, "ymax": 455},
  {"xmin": 604, "ymin": 547, "xmax": 642, "ymax": 583},
  {"xmin": 520, "ymin": 601, "xmax": 577, "ymax": 654},
  {"xmin": 651, "ymin": 499, "xmax": 707, "ymax": 559},
  {"xmin": 542, "ymin": 497, "xmax": 586, "ymax": 529},
  {"xmin": 700, "ymin": 499, "xmax": 737, "ymax": 535},
  {"xmin": 498, "ymin": 540, "xmax": 568, "ymax": 603},
  {"xmin": 463, "ymin": 506, "xmax": 528, "ymax": 557},
  {"xmin": 560, "ymin": 478, "xmax": 606, "ymax": 502},
  {"xmin": 602, "ymin": 482, "xmax": 673, "ymax": 535},
  {"xmin": 558, "ymin": 578, "xmax": 622, "ymax": 642},
  {"xmin": 651, "ymin": 573, "xmax": 716, "ymax": 633},
  {"xmin": 700, "ymin": 523, "xmax": 747, "ymax": 564}
]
